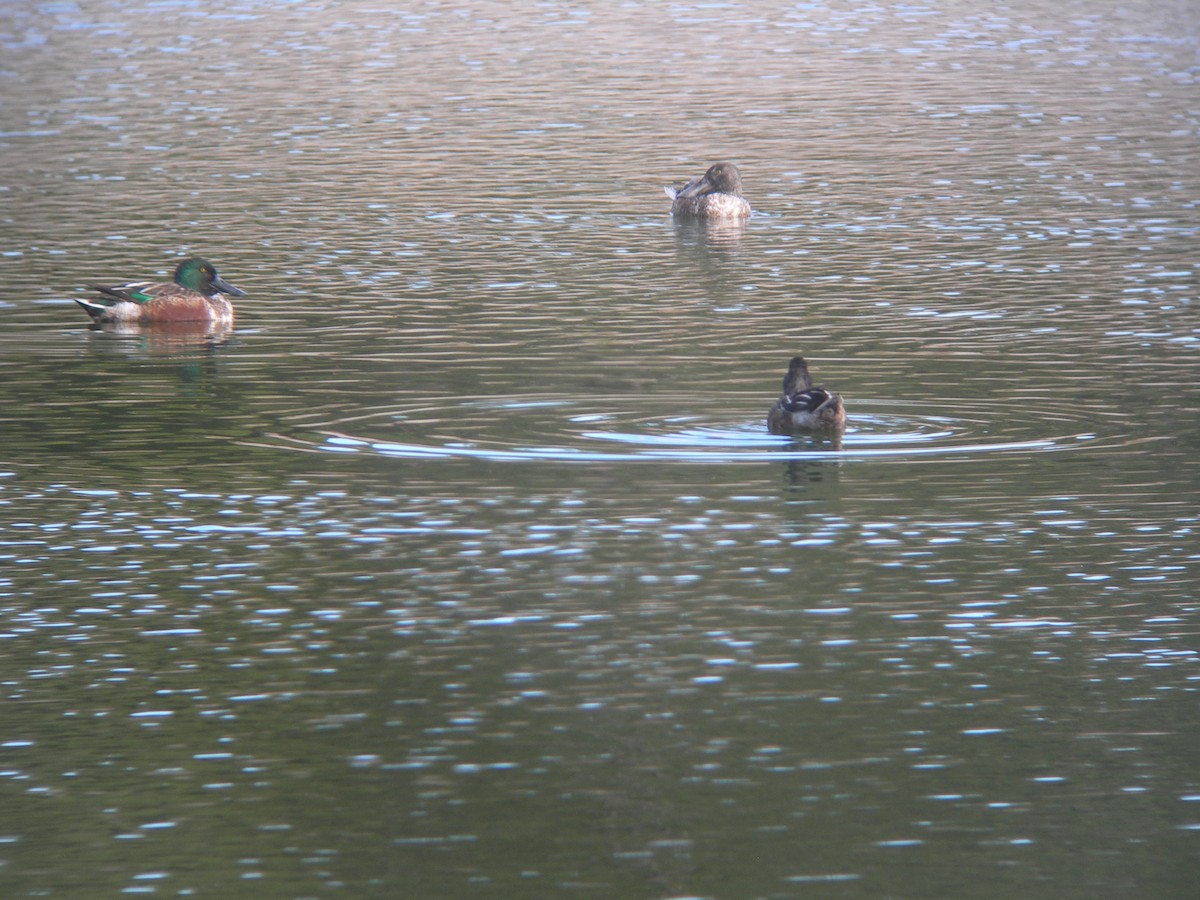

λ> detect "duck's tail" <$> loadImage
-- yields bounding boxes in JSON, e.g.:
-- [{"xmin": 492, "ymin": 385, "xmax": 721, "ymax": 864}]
[{"xmin": 74, "ymin": 297, "xmax": 109, "ymax": 322}]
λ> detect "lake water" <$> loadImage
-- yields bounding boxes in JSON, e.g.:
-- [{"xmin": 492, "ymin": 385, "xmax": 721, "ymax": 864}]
[{"xmin": 1, "ymin": 0, "xmax": 1198, "ymax": 896}]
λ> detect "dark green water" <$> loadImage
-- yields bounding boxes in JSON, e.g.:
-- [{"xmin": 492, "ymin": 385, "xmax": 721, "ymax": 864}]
[{"xmin": 1, "ymin": 1, "xmax": 1198, "ymax": 896}]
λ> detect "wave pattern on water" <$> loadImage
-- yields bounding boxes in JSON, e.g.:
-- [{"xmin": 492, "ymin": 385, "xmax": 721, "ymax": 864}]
[
  {"xmin": 241, "ymin": 393, "xmax": 1155, "ymax": 464},
  {"xmin": 0, "ymin": 1, "xmax": 1198, "ymax": 896}
]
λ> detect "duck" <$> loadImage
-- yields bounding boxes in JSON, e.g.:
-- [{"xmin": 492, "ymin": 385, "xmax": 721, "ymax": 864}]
[
  {"xmin": 767, "ymin": 357, "xmax": 846, "ymax": 434},
  {"xmin": 664, "ymin": 162, "xmax": 751, "ymax": 220},
  {"xmin": 74, "ymin": 256, "xmax": 245, "ymax": 326}
]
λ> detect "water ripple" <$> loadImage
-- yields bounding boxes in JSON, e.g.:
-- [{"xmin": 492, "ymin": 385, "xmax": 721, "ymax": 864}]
[{"xmin": 252, "ymin": 394, "xmax": 1132, "ymax": 464}]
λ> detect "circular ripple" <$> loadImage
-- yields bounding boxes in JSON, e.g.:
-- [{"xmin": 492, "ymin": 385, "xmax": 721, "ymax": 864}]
[{"xmin": 251, "ymin": 394, "xmax": 1135, "ymax": 464}]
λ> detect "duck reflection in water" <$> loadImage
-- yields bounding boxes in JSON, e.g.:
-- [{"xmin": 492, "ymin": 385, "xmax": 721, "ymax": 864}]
[
  {"xmin": 664, "ymin": 162, "xmax": 752, "ymax": 220},
  {"xmin": 89, "ymin": 319, "xmax": 235, "ymax": 356},
  {"xmin": 670, "ymin": 214, "xmax": 746, "ymax": 255},
  {"xmin": 767, "ymin": 356, "xmax": 846, "ymax": 436}
]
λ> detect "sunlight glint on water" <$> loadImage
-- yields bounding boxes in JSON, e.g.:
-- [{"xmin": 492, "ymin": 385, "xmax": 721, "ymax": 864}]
[{"xmin": 0, "ymin": 0, "xmax": 1197, "ymax": 896}]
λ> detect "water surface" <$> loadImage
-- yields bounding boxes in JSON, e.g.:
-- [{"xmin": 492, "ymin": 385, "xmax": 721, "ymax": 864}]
[{"xmin": 1, "ymin": 1, "xmax": 1198, "ymax": 896}]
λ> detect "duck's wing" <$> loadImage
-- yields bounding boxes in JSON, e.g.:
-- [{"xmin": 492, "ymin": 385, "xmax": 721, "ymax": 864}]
[{"xmin": 87, "ymin": 279, "xmax": 163, "ymax": 304}]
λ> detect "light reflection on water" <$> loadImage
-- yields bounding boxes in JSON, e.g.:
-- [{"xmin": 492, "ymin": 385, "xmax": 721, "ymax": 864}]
[
  {"xmin": 1, "ymin": 0, "xmax": 1198, "ymax": 895},
  {"xmin": 1, "ymin": 460, "xmax": 1199, "ymax": 893}
]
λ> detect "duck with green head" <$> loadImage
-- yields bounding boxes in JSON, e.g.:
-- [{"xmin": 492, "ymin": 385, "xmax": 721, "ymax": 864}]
[
  {"xmin": 664, "ymin": 162, "xmax": 752, "ymax": 220},
  {"xmin": 767, "ymin": 357, "xmax": 846, "ymax": 434},
  {"xmin": 74, "ymin": 256, "xmax": 245, "ymax": 326}
]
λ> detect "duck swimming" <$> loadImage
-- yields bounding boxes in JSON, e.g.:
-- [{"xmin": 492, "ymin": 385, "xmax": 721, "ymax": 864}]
[
  {"xmin": 74, "ymin": 256, "xmax": 245, "ymax": 326},
  {"xmin": 664, "ymin": 162, "xmax": 751, "ymax": 220},
  {"xmin": 767, "ymin": 357, "xmax": 846, "ymax": 434}
]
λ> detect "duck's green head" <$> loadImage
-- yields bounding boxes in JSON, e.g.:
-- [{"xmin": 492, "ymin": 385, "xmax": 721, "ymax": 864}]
[{"xmin": 173, "ymin": 257, "xmax": 246, "ymax": 297}]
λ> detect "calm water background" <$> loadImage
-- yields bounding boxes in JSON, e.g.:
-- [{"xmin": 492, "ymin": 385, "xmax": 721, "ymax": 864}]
[{"xmin": 1, "ymin": 0, "xmax": 1198, "ymax": 896}]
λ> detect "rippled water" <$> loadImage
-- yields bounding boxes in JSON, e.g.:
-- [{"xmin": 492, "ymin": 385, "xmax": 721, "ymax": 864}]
[{"xmin": 1, "ymin": 0, "xmax": 1198, "ymax": 896}]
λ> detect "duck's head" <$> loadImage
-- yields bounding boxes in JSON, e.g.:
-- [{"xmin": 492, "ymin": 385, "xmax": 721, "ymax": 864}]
[
  {"xmin": 781, "ymin": 356, "xmax": 813, "ymax": 396},
  {"xmin": 681, "ymin": 162, "xmax": 744, "ymax": 199},
  {"xmin": 174, "ymin": 257, "xmax": 246, "ymax": 297}
]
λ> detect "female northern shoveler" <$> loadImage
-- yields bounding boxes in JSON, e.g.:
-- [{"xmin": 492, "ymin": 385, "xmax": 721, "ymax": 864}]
[
  {"xmin": 664, "ymin": 162, "xmax": 751, "ymax": 220},
  {"xmin": 74, "ymin": 256, "xmax": 245, "ymax": 326},
  {"xmin": 767, "ymin": 357, "xmax": 846, "ymax": 434}
]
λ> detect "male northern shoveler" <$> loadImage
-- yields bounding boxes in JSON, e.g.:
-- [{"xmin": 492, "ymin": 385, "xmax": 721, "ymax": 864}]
[
  {"xmin": 74, "ymin": 256, "xmax": 245, "ymax": 326},
  {"xmin": 767, "ymin": 357, "xmax": 846, "ymax": 434},
  {"xmin": 664, "ymin": 162, "xmax": 751, "ymax": 220}
]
